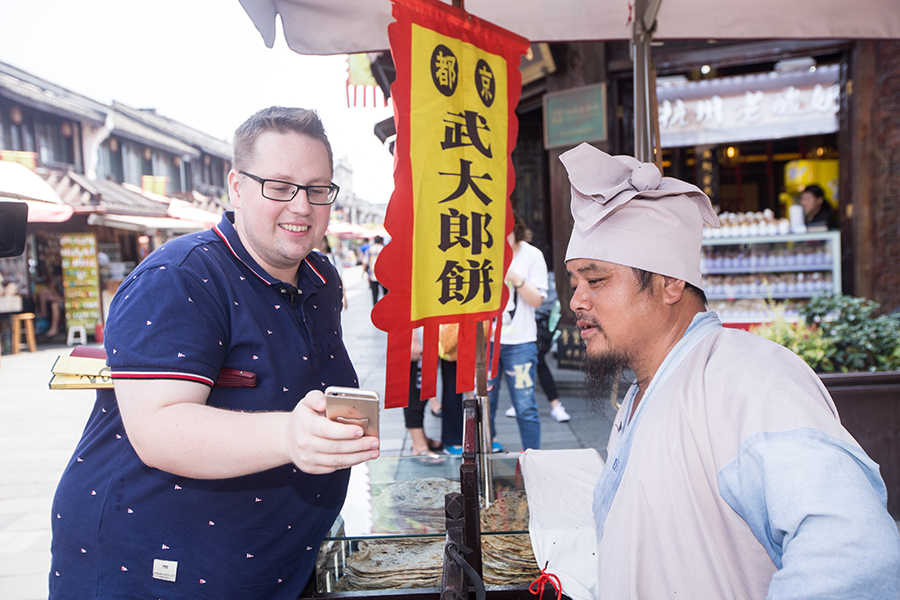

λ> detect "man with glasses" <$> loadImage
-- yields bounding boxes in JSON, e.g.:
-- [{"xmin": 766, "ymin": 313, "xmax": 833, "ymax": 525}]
[{"xmin": 49, "ymin": 107, "xmax": 377, "ymax": 599}]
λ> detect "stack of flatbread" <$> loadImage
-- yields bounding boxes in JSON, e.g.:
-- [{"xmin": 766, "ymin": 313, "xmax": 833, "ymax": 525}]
[
  {"xmin": 332, "ymin": 480, "xmax": 540, "ymax": 590},
  {"xmin": 481, "ymin": 489, "xmax": 530, "ymax": 532},
  {"xmin": 371, "ymin": 477, "xmax": 459, "ymax": 534},
  {"xmin": 335, "ymin": 539, "xmax": 444, "ymax": 590},
  {"xmin": 481, "ymin": 490, "xmax": 541, "ymax": 585}
]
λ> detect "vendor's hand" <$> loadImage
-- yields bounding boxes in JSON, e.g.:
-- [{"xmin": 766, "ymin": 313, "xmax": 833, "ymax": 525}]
[{"xmin": 285, "ymin": 390, "xmax": 380, "ymax": 474}]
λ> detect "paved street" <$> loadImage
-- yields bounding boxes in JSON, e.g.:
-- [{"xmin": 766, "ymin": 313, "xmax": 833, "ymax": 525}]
[{"xmin": 0, "ymin": 264, "xmax": 613, "ymax": 600}]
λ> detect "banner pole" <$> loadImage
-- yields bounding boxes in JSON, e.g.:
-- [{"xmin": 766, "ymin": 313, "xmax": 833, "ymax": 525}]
[{"xmin": 475, "ymin": 321, "xmax": 494, "ymax": 504}]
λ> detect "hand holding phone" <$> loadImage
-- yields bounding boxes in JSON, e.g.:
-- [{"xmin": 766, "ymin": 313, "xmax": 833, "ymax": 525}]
[{"xmin": 324, "ymin": 386, "xmax": 380, "ymax": 438}]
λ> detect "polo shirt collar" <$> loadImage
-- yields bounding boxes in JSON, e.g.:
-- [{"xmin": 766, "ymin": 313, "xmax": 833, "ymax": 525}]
[{"xmin": 212, "ymin": 211, "xmax": 327, "ymax": 291}]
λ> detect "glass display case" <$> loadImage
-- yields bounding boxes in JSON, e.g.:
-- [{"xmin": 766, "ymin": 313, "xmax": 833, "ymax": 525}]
[
  {"xmin": 306, "ymin": 453, "xmax": 540, "ymax": 597},
  {"xmin": 701, "ymin": 231, "xmax": 841, "ymax": 326}
]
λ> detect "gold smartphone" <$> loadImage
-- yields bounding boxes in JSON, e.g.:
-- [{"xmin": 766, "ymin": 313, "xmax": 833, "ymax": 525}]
[{"xmin": 324, "ymin": 386, "xmax": 380, "ymax": 437}]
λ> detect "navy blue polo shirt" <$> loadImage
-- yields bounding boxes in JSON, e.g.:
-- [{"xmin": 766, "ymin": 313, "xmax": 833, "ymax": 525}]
[{"xmin": 50, "ymin": 212, "xmax": 357, "ymax": 599}]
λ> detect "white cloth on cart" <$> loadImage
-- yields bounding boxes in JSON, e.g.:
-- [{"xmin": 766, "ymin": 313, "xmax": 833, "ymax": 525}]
[{"xmin": 519, "ymin": 448, "xmax": 604, "ymax": 600}]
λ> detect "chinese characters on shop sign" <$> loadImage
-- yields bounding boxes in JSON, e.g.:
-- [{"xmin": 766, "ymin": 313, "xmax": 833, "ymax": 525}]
[{"xmin": 659, "ymin": 83, "xmax": 839, "ymax": 133}]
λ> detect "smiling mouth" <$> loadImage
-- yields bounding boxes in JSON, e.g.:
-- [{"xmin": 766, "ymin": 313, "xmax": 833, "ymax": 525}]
[{"xmin": 280, "ymin": 224, "xmax": 309, "ymax": 233}]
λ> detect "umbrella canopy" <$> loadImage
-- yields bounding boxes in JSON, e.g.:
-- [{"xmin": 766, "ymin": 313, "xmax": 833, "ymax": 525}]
[
  {"xmin": 0, "ymin": 161, "xmax": 74, "ymax": 223},
  {"xmin": 167, "ymin": 198, "xmax": 222, "ymax": 228},
  {"xmin": 327, "ymin": 220, "xmax": 372, "ymax": 238},
  {"xmin": 240, "ymin": 0, "xmax": 900, "ymax": 161},
  {"xmin": 239, "ymin": 0, "xmax": 900, "ymax": 56}
]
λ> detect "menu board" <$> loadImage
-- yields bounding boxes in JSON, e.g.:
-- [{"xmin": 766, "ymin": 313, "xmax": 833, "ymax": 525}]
[{"xmin": 60, "ymin": 233, "xmax": 101, "ymax": 330}]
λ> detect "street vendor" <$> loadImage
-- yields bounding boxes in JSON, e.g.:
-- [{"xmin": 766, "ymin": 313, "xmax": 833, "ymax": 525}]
[
  {"xmin": 49, "ymin": 107, "xmax": 379, "ymax": 599},
  {"xmin": 561, "ymin": 143, "xmax": 900, "ymax": 599}
]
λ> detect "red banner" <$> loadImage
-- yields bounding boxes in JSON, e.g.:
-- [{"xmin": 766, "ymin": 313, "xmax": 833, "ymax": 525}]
[{"xmin": 372, "ymin": 0, "xmax": 528, "ymax": 408}]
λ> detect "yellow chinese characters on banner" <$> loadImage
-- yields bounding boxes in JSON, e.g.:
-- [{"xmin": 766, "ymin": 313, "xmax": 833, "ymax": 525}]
[{"xmin": 409, "ymin": 25, "xmax": 508, "ymax": 322}]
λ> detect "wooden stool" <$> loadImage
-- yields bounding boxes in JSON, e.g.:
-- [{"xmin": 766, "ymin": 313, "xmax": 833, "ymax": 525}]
[
  {"xmin": 11, "ymin": 312, "xmax": 37, "ymax": 354},
  {"xmin": 67, "ymin": 325, "xmax": 87, "ymax": 347}
]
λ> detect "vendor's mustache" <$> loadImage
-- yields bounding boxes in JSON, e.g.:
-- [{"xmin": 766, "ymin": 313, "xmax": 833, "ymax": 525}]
[{"xmin": 575, "ymin": 311, "xmax": 601, "ymax": 334}]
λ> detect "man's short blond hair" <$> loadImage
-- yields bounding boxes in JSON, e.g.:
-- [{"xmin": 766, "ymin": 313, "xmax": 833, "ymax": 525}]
[{"xmin": 232, "ymin": 107, "xmax": 333, "ymax": 174}]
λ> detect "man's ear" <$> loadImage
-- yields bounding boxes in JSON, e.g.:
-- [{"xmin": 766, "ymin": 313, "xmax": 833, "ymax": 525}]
[
  {"xmin": 661, "ymin": 276, "xmax": 686, "ymax": 305},
  {"xmin": 227, "ymin": 170, "xmax": 242, "ymax": 208}
]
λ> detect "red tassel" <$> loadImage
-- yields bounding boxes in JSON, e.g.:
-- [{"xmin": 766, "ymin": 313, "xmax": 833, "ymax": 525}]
[
  {"xmin": 456, "ymin": 319, "xmax": 476, "ymax": 396},
  {"xmin": 528, "ymin": 563, "xmax": 562, "ymax": 600},
  {"xmin": 420, "ymin": 323, "xmax": 439, "ymax": 400},
  {"xmin": 384, "ymin": 329, "xmax": 412, "ymax": 408}
]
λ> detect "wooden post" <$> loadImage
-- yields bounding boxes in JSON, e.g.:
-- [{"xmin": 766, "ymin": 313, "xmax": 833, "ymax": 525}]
[
  {"xmin": 461, "ymin": 395, "xmax": 483, "ymax": 577},
  {"xmin": 442, "ymin": 492, "xmax": 467, "ymax": 599}
]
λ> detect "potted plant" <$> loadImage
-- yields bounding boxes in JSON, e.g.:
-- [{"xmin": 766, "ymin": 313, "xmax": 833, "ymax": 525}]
[{"xmin": 752, "ymin": 294, "xmax": 900, "ymax": 516}]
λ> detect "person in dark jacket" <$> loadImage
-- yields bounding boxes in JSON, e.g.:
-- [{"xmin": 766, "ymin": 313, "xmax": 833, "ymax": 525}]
[{"xmin": 800, "ymin": 184, "xmax": 837, "ymax": 229}]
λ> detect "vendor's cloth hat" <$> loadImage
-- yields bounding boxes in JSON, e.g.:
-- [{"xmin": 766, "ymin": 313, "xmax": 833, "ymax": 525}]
[{"xmin": 562, "ymin": 143, "xmax": 720, "ymax": 290}]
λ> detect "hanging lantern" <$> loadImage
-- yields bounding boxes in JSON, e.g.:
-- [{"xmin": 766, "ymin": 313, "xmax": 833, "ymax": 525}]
[
  {"xmin": 143, "ymin": 147, "xmax": 152, "ymax": 162},
  {"xmin": 61, "ymin": 121, "xmax": 73, "ymax": 138},
  {"xmin": 9, "ymin": 106, "xmax": 23, "ymax": 125},
  {"xmin": 108, "ymin": 138, "xmax": 119, "ymax": 153}
]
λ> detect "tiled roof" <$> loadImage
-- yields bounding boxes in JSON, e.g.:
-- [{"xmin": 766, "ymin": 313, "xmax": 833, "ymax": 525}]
[
  {"xmin": 41, "ymin": 169, "xmax": 229, "ymax": 219},
  {"xmin": 44, "ymin": 170, "xmax": 168, "ymax": 216},
  {"xmin": 0, "ymin": 62, "xmax": 107, "ymax": 125},
  {"xmin": 110, "ymin": 109, "xmax": 200, "ymax": 158},
  {"xmin": 113, "ymin": 102, "xmax": 232, "ymax": 160}
]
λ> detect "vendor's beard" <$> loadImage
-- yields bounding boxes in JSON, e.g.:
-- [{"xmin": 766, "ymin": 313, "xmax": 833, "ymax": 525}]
[{"xmin": 582, "ymin": 348, "xmax": 631, "ymax": 412}]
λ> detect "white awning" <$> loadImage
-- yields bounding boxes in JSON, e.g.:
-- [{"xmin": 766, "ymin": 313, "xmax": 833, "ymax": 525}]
[
  {"xmin": 0, "ymin": 161, "xmax": 64, "ymax": 204},
  {"xmin": 24, "ymin": 200, "xmax": 74, "ymax": 223},
  {"xmin": 239, "ymin": 0, "xmax": 900, "ymax": 56},
  {"xmin": 167, "ymin": 199, "xmax": 220, "ymax": 228},
  {"xmin": 87, "ymin": 213, "xmax": 207, "ymax": 233}
]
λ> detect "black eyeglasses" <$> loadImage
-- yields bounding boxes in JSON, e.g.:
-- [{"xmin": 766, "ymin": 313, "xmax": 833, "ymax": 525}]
[{"xmin": 240, "ymin": 171, "xmax": 340, "ymax": 205}]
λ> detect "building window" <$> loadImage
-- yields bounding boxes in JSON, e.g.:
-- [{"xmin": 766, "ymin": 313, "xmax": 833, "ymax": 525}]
[
  {"xmin": 35, "ymin": 119, "xmax": 75, "ymax": 168},
  {"xmin": 122, "ymin": 142, "xmax": 142, "ymax": 185},
  {"xmin": 167, "ymin": 158, "xmax": 182, "ymax": 192},
  {"xmin": 2, "ymin": 105, "xmax": 36, "ymax": 154},
  {"xmin": 0, "ymin": 103, "xmax": 75, "ymax": 169},
  {"xmin": 100, "ymin": 138, "xmax": 125, "ymax": 183}
]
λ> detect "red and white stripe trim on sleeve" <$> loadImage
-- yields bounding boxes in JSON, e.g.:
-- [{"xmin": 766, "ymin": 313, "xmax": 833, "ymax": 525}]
[{"xmin": 111, "ymin": 371, "xmax": 216, "ymax": 387}]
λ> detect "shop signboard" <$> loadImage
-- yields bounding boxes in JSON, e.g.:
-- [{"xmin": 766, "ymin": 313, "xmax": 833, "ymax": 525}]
[
  {"xmin": 543, "ymin": 83, "xmax": 608, "ymax": 149},
  {"xmin": 556, "ymin": 325, "xmax": 584, "ymax": 370},
  {"xmin": 60, "ymin": 233, "xmax": 101, "ymax": 331},
  {"xmin": 695, "ymin": 145, "xmax": 719, "ymax": 209},
  {"xmin": 520, "ymin": 42, "xmax": 556, "ymax": 86},
  {"xmin": 658, "ymin": 64, "xmax": 840, "ymax": 147},
  {"xmin": 372, "ymin": 0, "xmax": 528, "ymax": 408}
]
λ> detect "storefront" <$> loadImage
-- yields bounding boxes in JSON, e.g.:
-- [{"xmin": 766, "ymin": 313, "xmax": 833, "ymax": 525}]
[
  {"xmin": 657, "ymin": 62, "xmax": 839, "ymax": 214},
  {"xmin": 514, "ymin": 38, "xmax": 900, "ymax": 333},
  {"xmin": 0, "ymin": 166, "xmax": 217, "ymax": 351},
  {"xmin": 651, "ymin": 61, "xmax": 844, "ymax": 327}
]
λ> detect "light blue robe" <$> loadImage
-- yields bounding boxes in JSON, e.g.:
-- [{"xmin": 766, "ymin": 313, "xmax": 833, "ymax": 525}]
[{"xmin": 594, "ymin": 312, "xmax": 900, "ymax": 599}]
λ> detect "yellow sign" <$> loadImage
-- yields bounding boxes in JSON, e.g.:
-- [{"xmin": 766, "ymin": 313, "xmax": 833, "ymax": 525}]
[{"xmin": 409, "ymin": 24, "xmax": 509, "ymax": 321}]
